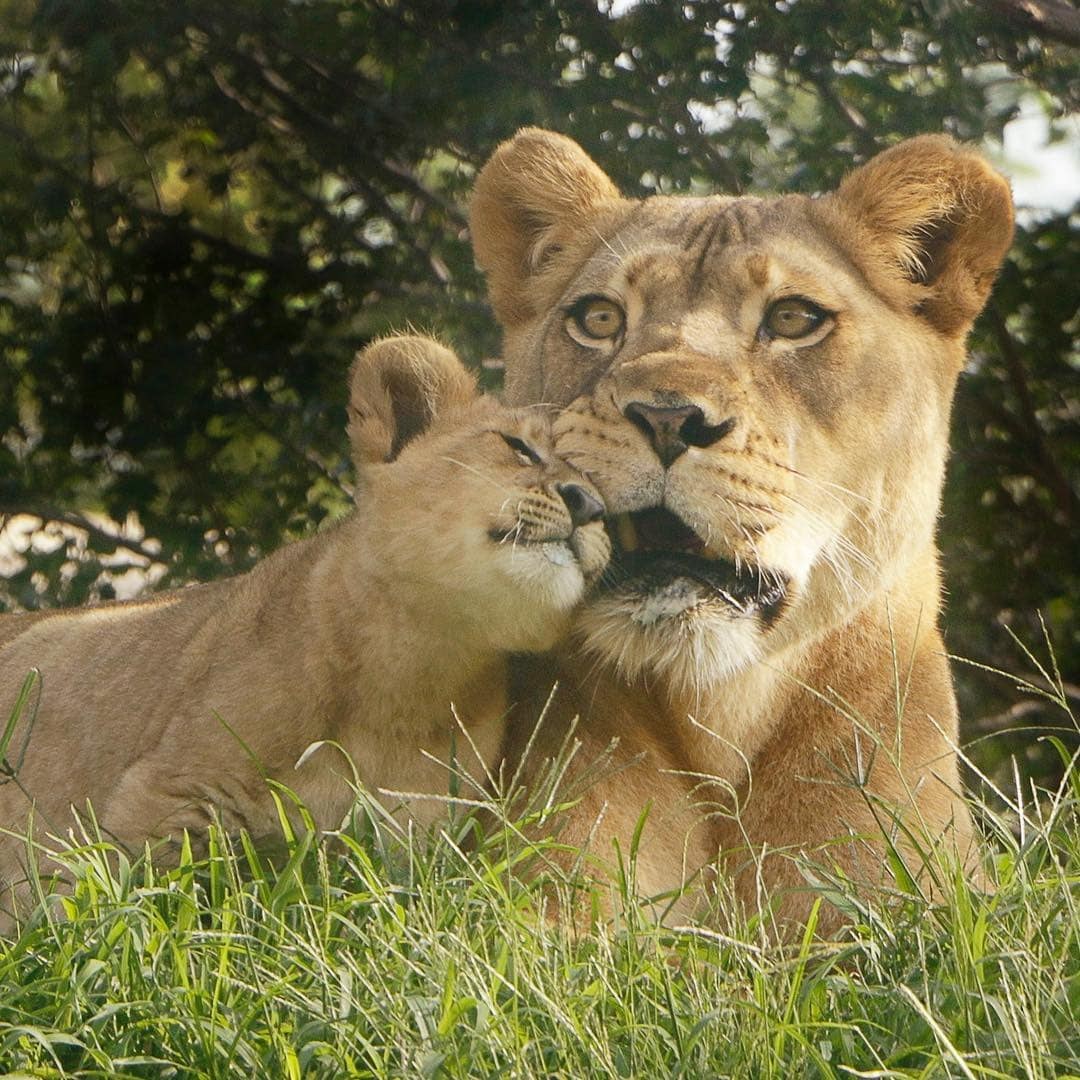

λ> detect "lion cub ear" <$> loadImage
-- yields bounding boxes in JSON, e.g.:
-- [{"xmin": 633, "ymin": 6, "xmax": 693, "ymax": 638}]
[
  {"xmin": 828, "ymin": 135, "xmax": 1014, "ymax": 337},
  {"xmin": 347, "ymin": 335, "xmax": 478, "ymax": 470},
  {"xmin": 471, "ymin": 128, "xmax": 622, "ymax": 326}
]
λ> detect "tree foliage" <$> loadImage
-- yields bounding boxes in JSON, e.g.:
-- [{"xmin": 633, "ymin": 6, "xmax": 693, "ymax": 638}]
[{"xmin": 0, "ymin": 0, "xmax": 1076, "ymax": 787}]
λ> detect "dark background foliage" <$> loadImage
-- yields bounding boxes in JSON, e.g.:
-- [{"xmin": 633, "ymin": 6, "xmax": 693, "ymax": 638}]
[{"xmin": 1, "ymin": 0, "xmax": 1077, "ymax": 793}]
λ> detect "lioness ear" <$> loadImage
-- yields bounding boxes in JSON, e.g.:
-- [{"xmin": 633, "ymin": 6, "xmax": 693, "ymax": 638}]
[
  {"xmin": 828, "ymin": 135, "xmax": 1014, "ymax": 336},
  {"xmin": 348, "ymin": 335, "xmax": 478, "ymax": 469},
  {"xmin": 471, "ymin": 128, "xmax": 622, "ymax": 326}
]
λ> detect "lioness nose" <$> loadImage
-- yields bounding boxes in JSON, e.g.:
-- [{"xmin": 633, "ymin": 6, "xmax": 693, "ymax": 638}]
[
  {"xmin": 557, "ymin": 483, "xmax": 605, "ymax": 528},
  {"xmin": 624, "ymin": 402, "xmax": 736, "ymax": 468}
]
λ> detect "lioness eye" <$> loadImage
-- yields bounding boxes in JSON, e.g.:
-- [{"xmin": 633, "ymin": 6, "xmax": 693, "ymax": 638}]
[
  {"xmin": 567, "ymin": 296, "xmax": 625, "ymax": 341},
  {"xmin": 762, "ymin": 298, "xmax": 830, "ymax": 340},
  {"xmin": 501, "ymin": 433, "xmax": 542, "ymax": 465}
]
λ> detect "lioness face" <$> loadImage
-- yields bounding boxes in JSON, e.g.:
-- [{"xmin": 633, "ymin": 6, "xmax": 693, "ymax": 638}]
[
  {"xmin": 515, "ymin": 201, "xmax": 955, "ymax": 687},
  {"xmin": 472, "ymin": 131, "xmax": 1013, "ymax": 692},
  {"xmin": 373, "ymin": 401, "xmax": 610, "ymax": 654}
]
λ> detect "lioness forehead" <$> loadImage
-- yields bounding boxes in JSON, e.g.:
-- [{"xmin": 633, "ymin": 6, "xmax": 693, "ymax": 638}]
[{"xmin": 585, "ymin": 194, "xmax": 853, "ymax": 297}]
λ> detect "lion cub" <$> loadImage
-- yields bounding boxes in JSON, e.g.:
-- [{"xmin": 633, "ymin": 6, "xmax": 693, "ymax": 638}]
[{"xmin": 0, "ymin": 335, "xmax": 609, "ymax": 921}]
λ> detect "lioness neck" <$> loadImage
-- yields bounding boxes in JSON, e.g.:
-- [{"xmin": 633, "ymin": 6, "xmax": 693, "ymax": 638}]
[{"xmin": 566, "ymin": 545, "xmax": 947, "ymax": 791}]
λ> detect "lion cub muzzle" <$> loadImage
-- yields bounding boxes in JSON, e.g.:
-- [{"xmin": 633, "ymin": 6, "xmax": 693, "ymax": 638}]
[
  {"xmin": 485, "ymin": 429, "xmax": 610, "ymax": 589},
  {"xmin": 555, "ymin": 482, "xmax": 605, "ymax": 529}
]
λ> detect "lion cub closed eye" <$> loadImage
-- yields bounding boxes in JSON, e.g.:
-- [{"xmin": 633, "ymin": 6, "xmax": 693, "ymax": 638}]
[{"xmin": 0, "ymin": 334, "xmax": 609, "ymax": 926}]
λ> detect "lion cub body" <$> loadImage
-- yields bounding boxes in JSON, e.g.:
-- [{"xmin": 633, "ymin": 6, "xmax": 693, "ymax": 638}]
[{"xmin": 0, "ymin": 338, "xmax": 608, "ymax": 924}]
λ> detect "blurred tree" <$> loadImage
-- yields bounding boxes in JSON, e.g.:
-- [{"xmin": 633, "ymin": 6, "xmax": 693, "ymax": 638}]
[{"xmin": 0, "ymin": 0, "xmax": 1076, "ymax": 789}]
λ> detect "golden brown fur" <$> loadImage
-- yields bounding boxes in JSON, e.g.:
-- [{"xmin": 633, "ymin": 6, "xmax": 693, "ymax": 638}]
[
  {"xmin": 471, "ymin": 131, "xmax": 1014, "ymax": 932},
  {"xmin": 0, "ymin": 335, "xmax": 609, "ymax": 927}
]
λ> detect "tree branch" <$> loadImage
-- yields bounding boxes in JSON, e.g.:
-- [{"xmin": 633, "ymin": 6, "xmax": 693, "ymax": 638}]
[
  {"xmin": 986, "ymin": 305, "xmax": 1080, "ymax": 526},
  {"xmin": 0, "ymin": 505, "xmax": 165, "ymax": 566},
  {"xmin": 801, "ymin": 68, "xmax": 881, "ymax": 159},
  {"xmin": 973, "ymin": 0, "xmax": 1080, "ymax": 48},
  {"xmin": 229, "ymin": 397, "xmax": 354, "ymax": 500},
  {"xmin": 195, "ymin": 29, "xmax": 469, "ymax": 228}
]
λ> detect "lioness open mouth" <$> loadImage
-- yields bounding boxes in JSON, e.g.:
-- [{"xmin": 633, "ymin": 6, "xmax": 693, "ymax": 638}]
[{"xmin": 604, "ymin": 507, "xmax": 788, "ymax": 625}]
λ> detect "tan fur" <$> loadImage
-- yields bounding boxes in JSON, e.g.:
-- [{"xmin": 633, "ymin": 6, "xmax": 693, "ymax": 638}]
[
  {"xmin": 0, "ymin": 335, "xmax": 609, "ymax": 927},
  {"xmin": 472, "ymin": 130, "xmax": 1014, "ymax": 933}
]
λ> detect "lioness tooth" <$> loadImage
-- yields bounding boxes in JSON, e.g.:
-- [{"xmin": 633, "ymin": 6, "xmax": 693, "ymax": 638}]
[{"xmin": 616, "ymin": 513, "xmax": 638, "ymax": 553}]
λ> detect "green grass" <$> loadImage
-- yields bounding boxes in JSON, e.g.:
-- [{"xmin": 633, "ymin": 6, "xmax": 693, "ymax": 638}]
[
  {"xmin": 1, "ymin": 646, "xmax": 1078, "ymax": 1079},
  {"xmin": 0, "ymin": 752, "xmax": 1077, "ymax": 1080}
]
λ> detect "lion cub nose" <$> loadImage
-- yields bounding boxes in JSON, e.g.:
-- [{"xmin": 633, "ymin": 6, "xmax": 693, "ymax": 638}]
[
  {"xmin": 557, "ymin": 483, "xmax": 605, "ymax": 528},
  {"xmin": 624, "ymin": 402, "xmax": 736, "ymax": 468}
]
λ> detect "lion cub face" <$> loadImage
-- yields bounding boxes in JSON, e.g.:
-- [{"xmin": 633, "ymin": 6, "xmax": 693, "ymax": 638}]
[
  {"xmin": 471, "ymin": 132, "xmax": 1013, "ymax": 691},
  {"xmin": 349, "ymin": 337, "xmax": 610, "ymax": 654}
]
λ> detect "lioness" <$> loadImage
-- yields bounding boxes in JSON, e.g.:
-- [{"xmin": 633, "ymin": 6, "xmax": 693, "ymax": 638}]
[
  {"xmin": 471, "ymin": 130, "xmax": 1014, "ymax": 931},
  {"xmin": 0, "ymin": 335, "xmax": 608, "ymax": 925}
]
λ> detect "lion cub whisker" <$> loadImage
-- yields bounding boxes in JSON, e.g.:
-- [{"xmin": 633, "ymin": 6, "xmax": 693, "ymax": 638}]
[{"xmin": 439, "ymin": 454, "xmax": 516, "ymax": 495}]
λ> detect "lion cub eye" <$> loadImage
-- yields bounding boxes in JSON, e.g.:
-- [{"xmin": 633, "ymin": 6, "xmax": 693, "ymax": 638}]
[
  {"xmin": 501, "ymin": 433, "xmax": 543, "ymax": 466},
  {"xmin": 567, "ymin": 296, "xmax": 625, "ymax": 342},
  {"xmin": 761, "ymin": 298, "xmax": 831, "ymax": 340}
]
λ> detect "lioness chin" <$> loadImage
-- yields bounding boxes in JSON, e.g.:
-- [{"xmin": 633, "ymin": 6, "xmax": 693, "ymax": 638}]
[
  {"xmin": 471, "ymin": 130, "xmax": 1014, "ymax": 933},
  {"xmin": 0, "ymin": 335, "xmax": 609, "ymax": 929}
]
